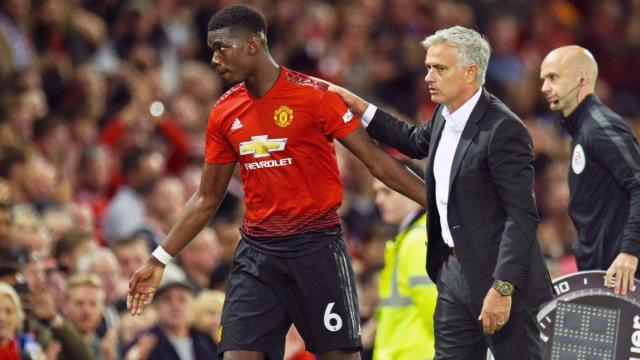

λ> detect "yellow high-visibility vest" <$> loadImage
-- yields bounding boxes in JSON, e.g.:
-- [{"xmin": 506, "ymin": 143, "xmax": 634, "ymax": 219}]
[{"xmin": 373, "ymin": 213, "xmax": 437, "ymax": 360}]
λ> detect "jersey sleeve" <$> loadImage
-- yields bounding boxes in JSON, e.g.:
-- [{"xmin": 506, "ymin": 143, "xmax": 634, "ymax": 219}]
[
  {"xmin": 204, "ymin": 108, "xmax": 237, "ymax": 164},
  {"xmin": 317, "ymin": 91, "xmax": 361, "ymax": 139}
]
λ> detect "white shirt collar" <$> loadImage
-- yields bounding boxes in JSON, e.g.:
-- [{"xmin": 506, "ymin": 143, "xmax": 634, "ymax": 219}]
[{"xmin": 441, "ymin": 88, "xmax": 483, "ymax": 131}]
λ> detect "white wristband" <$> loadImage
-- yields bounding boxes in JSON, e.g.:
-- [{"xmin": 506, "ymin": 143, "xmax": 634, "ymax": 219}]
[
  {"xmin": 361, "ymin": 104, "xmax": 378, "ymax": 127},
  {"xmin": 152, "ymin": 246, "xmax": 173, "ymax": 265}
]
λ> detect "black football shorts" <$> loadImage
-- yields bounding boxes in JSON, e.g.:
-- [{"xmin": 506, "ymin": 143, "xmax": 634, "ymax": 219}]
[{"xmin": 217, "ymin": 231, "xmax": 361, "ymax": 359}]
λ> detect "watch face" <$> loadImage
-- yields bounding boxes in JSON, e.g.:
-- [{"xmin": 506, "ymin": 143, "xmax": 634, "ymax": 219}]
[
  {"xmin": 537, "ymin": 270, "xmax": 640, "ymax": 359},
  {"xmin": 498, "ymin": 281, "xmax": 514, "ymax": 295}
]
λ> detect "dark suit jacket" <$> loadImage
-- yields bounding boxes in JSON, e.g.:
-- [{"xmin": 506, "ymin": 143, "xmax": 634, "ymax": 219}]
[{"xmin": 367, "ymin": 89, "xmax": 553, "ymax": 313}]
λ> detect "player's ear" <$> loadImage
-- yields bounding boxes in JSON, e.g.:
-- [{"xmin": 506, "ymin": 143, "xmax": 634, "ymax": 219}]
[{"xmin": 246, "ymin": 33, "xmax": 262, "ymax": 55}]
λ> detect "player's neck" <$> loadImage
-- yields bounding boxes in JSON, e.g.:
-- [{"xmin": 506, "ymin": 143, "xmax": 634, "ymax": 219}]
[{"xmin": 245, "ymin": 55, "xmax": 280, "ymax": 99}]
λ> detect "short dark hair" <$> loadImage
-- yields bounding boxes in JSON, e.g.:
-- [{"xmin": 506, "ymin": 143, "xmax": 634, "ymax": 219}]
[
  {"xmin": 78, "ymin": 145, "xmax": 105, "ymax": 171},
  {"xmin": 110, "ymin": 233, "xmax": 149, "ymax": 251},
  {"xmin": 121, "ymin": 147, "xmax": 150, "ymax": 175},
  {"xmin": 207, "ymin": 4, "xmax": 267, "ymax": 36},
  {"xmin": 137, "ymin": 176, "xmax": 161, "ymax": 197},
  {"xmin": 33, "ymin": 116, "xmax": 64, "ymax": 142},
  {"xmin": 54, "ymin": 229, "xmax": 95, "ymax": 261},
  {"xmin": 0, "ymin": 146, "xmax": 27, "ymax": 179}
]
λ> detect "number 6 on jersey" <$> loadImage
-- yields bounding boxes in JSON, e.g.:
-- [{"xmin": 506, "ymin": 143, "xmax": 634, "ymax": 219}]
[{"xmin": 324, "ymin": 302, "xmax": 343, "ymax": 332}]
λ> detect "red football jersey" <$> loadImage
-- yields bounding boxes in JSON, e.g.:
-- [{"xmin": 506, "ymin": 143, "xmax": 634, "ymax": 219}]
[{"xmin": 205, "ymin": 68, "xmax": 360, "ymax": 237}]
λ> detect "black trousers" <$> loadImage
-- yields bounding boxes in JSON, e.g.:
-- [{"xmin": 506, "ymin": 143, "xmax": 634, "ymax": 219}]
[{"xmin": 434, "ymin": 255, "xmax": 542, "ymax": 360}]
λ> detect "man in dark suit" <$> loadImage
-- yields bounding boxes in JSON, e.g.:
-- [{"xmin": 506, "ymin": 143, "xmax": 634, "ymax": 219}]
[{"xmin": 330, "ymin": 26, "xmax": 553, "ymax": 359}]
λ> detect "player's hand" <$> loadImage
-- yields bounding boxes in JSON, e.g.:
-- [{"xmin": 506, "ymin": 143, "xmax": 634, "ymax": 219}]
[
  {"xmin": 478, "ymin": 288, "xmax": 511, "ymax": 335},
  {"xmin": 127, "ymin": 258, "xmax": 165, "ymax": 315},
  {"xmin": 327, "ymin": 84, "xmax": 369, "ymax": 116},
  {"xmin": 605, "ymin": 252, "xmax": 638, "ymax": 295}
]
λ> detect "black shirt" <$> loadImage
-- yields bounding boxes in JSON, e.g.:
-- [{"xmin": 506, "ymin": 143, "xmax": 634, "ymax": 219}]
[{"xmin": 561, "ymin": 94, "xmax": 640, "ymax": 275}]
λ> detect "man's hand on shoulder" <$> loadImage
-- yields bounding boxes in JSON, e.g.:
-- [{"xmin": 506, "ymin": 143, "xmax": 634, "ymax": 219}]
[
  {"xmin": 310, "ymin": 76, "xmax": 369, "ymax": 116},
  {"xmin": 605, "ymin": 252, "xmax": 638, "ymax": 295},
  {"xmin": 327, "ymin": 84, "xmax": 369, "ymax": 116}
]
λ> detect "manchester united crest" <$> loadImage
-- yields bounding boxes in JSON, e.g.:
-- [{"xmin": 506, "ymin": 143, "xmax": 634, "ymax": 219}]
[{"xmin": 273, "ymin": 106, "xmax": 293, "ymax": 128}]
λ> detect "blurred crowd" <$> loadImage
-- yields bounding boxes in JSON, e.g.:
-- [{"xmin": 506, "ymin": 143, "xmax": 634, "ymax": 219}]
[{"xmin": 0, "ymin": 0, "xmax": 639, "ymax": 359}]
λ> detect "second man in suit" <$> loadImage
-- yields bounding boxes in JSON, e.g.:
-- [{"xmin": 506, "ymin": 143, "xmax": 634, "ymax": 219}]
[{"xmin": 331, "ymin": 26, "xmax": 552, "ymax": 359}]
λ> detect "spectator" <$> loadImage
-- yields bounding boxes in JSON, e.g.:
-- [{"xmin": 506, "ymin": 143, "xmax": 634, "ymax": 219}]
[
  {"xmin": 129, "ymin": 275, "xmax": 217, "ymax": 360},
  {"xmin": 32, "ymin": 116, "xmax": 72, "ymax": 171},
  {"xmin": 77, "ymin": 248, "xmax": 128, "ymax": 307},
  {"xmin": 0, "ymin": 281, "xmax": 25, "ymax": 360},
  {"xmin": 111, "ymin": 234, "xmax": 153, "ymax": 280},
  {"xmin": 370, "ymin": 161, "xmax": 438, "ymax": 360},
  {"xmin": 140, "ymin": 176, "xmax": 187, "ymax": 242},
  {"xmin": 101, "ymin": 148, "xmax": 165, "ymax": 243},
  {"xmin": 0, "ymin": 146, "xmax": 29, "ymax": 204},
  {"xmin": 0, "ymin": 201, "xmax": 14, "ymax": 251},
  {"xmin": 63, "ymin": 273, "xmax": 108, "ymax": 359},
  {"xmin": 0, "ymin": 0, "xmax": 34, "ymax": 78},
  {"xmin": 41, "ymin": 206, "xmax": 74, "ymax": 245},
  {"xmin": 76, "ymin": 248, "xmax": 128, "ymax": 331},
  {"xmin": 191, "ymin": 289, "xmax": 225, "ymax": 344},
  {"xmin": 117, "ymin": 305, "xmax": 158, "ymax": 352},
  {"xmin": 54, "ymin": 229, "xmax": 98, "ymax": 275},
  {"xmin": 169, "ymin": 94, "xmax": 208, "ymax": 160},
  {"xmin": 11, "ymin": 205, "xmax": 52, "ymax": 260},
  {"xmin": 74, "ymin": 145, "xmax": 112, "ymax": 229},
  {"xmin": 10, "ymin": 254, "xmax": 92, "ymax": 360},
  {"xmin": 177, "ymin": 227, "xmax": 219, "ymax": 290}
]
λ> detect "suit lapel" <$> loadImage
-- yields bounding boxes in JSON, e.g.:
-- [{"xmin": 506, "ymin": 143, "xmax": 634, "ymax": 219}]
[
  {"xmin": 427, "ymin": 107, "xmax": 446, "ymax": 170},
  {"xmin": 426, "ymin": 105, "xmax": 446, "ymax": 267},
  {"xmin": 426, "ymin": 107, "xmax": 445, "ymax": 225},
  {"xmin": 448, "ymin": 89, "xmax": 490, "ymax": 191}
]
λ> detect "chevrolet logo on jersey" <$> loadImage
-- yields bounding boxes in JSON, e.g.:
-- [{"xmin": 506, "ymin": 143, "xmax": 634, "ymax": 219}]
[{"xmin": 239, "ymin": 135, "xmax": 287, "ymax": 158}]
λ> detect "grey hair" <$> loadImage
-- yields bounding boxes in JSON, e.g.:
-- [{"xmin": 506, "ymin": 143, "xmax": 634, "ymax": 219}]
[
  {"xmin": 421, "ymin": 26, "xmax": 491, "ymax": 86},
  {"xmin": 76, "ymin": 247, "xmax": 119, "ymax": 274}
]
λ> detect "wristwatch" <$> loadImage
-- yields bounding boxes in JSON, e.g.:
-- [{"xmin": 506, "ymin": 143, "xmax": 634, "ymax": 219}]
[{"xmin": 492, "ymin": 279, "xmax": 515, "ymax": 296}]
